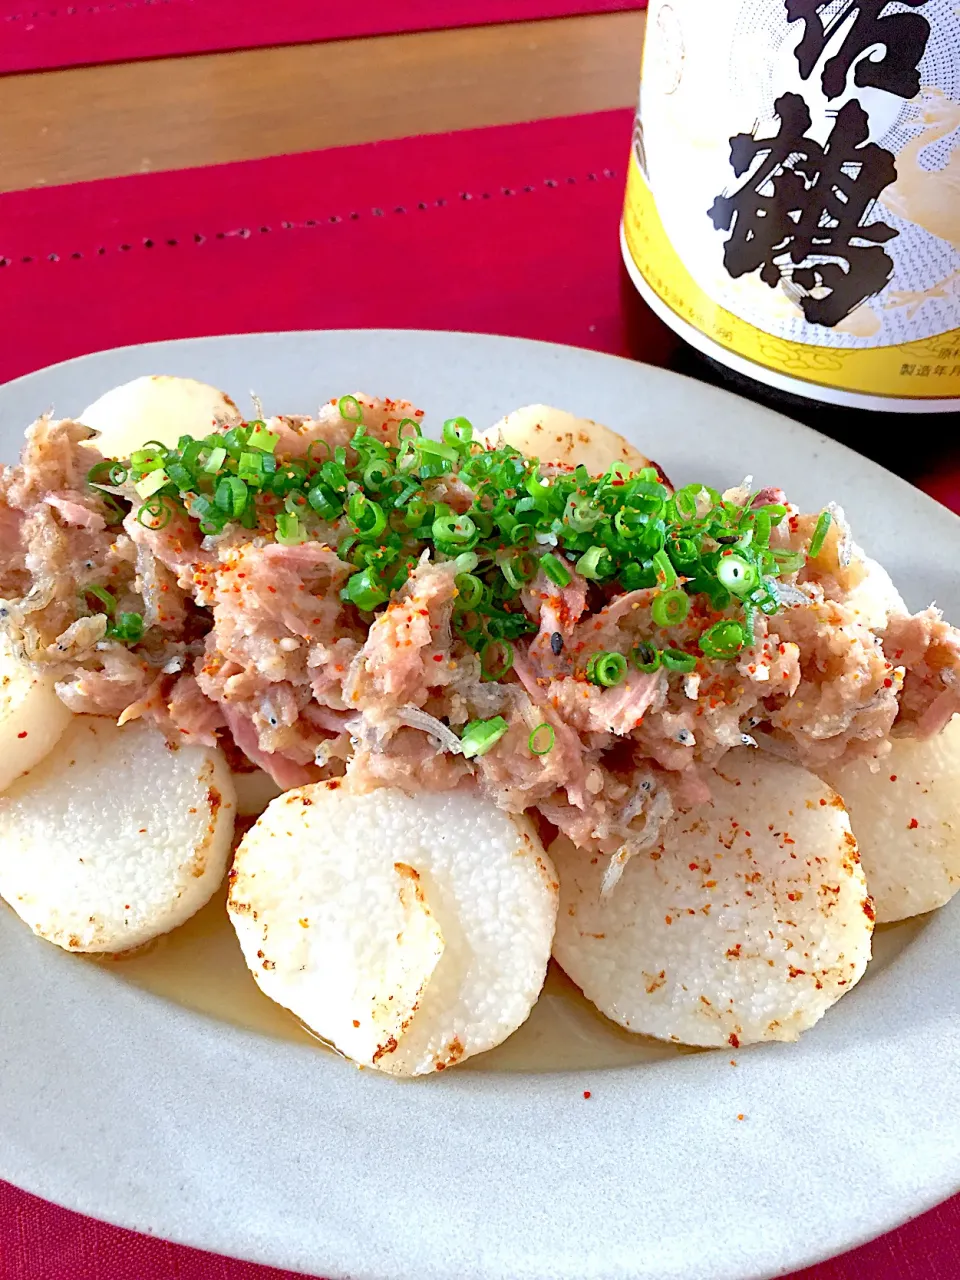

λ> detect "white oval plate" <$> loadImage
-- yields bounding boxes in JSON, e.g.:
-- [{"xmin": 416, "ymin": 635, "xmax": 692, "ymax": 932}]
[{"xmin": 1, "ymin": 331, "xmax": 958, "ymax": 1280}]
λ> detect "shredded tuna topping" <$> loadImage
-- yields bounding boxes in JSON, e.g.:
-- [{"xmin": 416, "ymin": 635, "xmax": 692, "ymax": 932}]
[{"xmin": 1, "ymin": 398, "xmax": 957, "ymax": 869}]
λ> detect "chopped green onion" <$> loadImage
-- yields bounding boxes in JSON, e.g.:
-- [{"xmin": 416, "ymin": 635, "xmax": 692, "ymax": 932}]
[
  {"xmin": 651, "ymin": 588, "xmax": 690, "ymax": 628},
  {"xmin": 442, "ymin": 417, "xmax": 474, "ymax": 447},
  {"xmin": 672, "ymin": 485, "xmax": 701, "ymax": 522},
  {"xmin": 432, "ymin": 512, "xmax": 478, "ymax": 552},
  {"xmin": 500, "ymin": 552, "xmax": 536, "ymax": 590},
  {"xmin": 716, "ymin": 553, "xmax": 758, "ymax": 596},
  {"xmin": 348, "ymin": 493, "xmax": 387, "ymax": 542},
  {"xmin": 106, "ymin": 612, "xmax": 144, "ymax": 644},
  {"xmin": 215, "ymin": 476, "xmax": 249, "ymax": 518},
  {"xmin": 454, "ymin": 573, "xmax": 484, "ymax": 609},
  {"xmin": 564, "ymin": 495, "xmax": 602, "ymax": 532},
  {"xmin": 341, "ymin": 567, "xmax": 389, "ymax": 611},
  {"xmin": 743, "ymin": 604, "xmax": 758, "ymax": 647},
  {"xmin": 134, "ymin": 468, "xmax": 170, "ymax": 500},
  {"xmin": 772, "ymin": 549, "xmax": 806, "ymax": 574},
  {"xmin": 246, "ymin": 423, "xmax": 280, "ymax": 453},
  {"xmin": 661, "ymin": 648, "xmax": 696, "ymax": 673},
  {"xmin": 479, "ymin": 638, "xmax": 514, "ymax": 682},
  {"xmin": 166, "ymin": 461, "xmax": 194, "ymax": 490},
  {"xmin": 808, "ymin": 509, "xmax": 832, "ymax": 558},
  {"xmin": 80, "ymin": 584, "xmax": 117, "ymax": 614},
  {"xmin": 631, "ymin": 641, "xmax": 661, "ymax": 673},
  {"xmin": 586, "ymin": 651, "xmax": 628, "ymax": 687},
  {"xmin": 460, "ymin": 715, "xmax": 509, "ymax": 758},
  {"xmin": 85, "ymin": 461, "xmax": 116, "ymax": 488},
  {"xmin": 137, "ymin": 497, "xmax": 173, "ymax": 530},
  {"xmin": 699, "ymin": 620, "xmax": 746, "ymax": 660},
  {"xmin": 307, "ymin": 482, "xmax": 341, "ymax": 521},
  {"xmin": 202, "ymin": 446, "xmax": 227, "ymax": 474},
  {"xmin": 337, "ymin": 395, "xmax": 363, "ymax": 423},
  {"xmin": 748, "ymin": 579, "xmax": 780, "ymax": 616},
  {"xmin": 576, "ymin": 546, "xmax": 610, "ymax": 580},
  {"xmin": 238, "ymin": 451, "xmax": 264, "ymax": 483},
  {"xmin": 130, "ymin": 447, "xmax": 165, "ymax": 474},
  {"xmin": 528, "ymin": 723, "xmax": 555, "ymax": 755},
  {"xmin": 275, "ymin": 513, "xmax": 306, "ymax": 546},
  {"xmin": 454, "ymin": 551, "xmax": 480, "ymax": 574},
  {"xmin": 540, "ymin": 552, "xmax": 571, "ymax": 587},
  {"xmin": 651, "ymin": 548, "xmax": 677, "ymax": 589}
]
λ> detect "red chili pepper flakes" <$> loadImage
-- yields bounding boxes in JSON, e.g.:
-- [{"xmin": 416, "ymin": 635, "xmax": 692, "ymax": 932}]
[
  {"xmin": 908, "ymin": 818, "xmax": 919, "ymax": 829},
  {"xmin": 16, "ymin": 731, "xmax": 27, "ymax": 739},
  {"xmin": 736, "ymin": 1114, "xmax": 746, "ymax": 1122},
  {"xmin": 728, "ymin": 1033, "xmax": 740, "ymax": 1048},
  {"xmin": 583, "ymin": 1090, "xmax": 591, "ymax": 1099},
  {"xmin": 889, "ymin": 774, "xmax": 897, "ymax": 782}
]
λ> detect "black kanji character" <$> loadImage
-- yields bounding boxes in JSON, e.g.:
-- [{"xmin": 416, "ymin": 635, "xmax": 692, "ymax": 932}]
[
  {"xmin": 708, "ymin": 92, "xmax": 898, "ymax": 327},
  {"xmin": 785, "ymin": 0, "xmax": 931, "ymax": 101}
]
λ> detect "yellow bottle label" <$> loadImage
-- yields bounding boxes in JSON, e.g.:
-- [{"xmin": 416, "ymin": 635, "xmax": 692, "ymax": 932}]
[{"xmin": 622, "ymin": 0, "xmax": 960, "ymax": 409}]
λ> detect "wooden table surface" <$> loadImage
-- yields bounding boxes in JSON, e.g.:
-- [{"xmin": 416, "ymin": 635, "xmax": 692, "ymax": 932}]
[{"xmin": 0, "ymin": 11, "xmax": 645, "ymax": 194}]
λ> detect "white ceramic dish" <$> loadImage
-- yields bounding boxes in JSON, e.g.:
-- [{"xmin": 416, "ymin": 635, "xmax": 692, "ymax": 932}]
[{"xmin": 1, "ymin": 330, "xmax": 958, "ymax": 1280}]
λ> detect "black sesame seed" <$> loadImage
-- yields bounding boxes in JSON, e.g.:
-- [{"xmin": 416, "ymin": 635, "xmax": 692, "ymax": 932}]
[{"xmin": 550, "ymin": 631, "xmax": 563, "ymax": 655}]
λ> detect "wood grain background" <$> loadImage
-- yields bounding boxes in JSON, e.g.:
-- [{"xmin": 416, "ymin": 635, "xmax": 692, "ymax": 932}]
[{"xmin": 0, "ymin": 11, "xmax": 645, "ymax": 193}]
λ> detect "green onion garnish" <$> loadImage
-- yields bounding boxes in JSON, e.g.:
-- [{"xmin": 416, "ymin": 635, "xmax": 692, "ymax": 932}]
[
  {"xmin": 137, "ymin": 497, "xmax": 173, "ymax": 530},
  {"xmin": 479, "ymin": 638, "xmax": 514, "ymax": 682},
  {"xmin": 661, "ymin": 648, "xmax": 696, "ymax": 673},
  {"xmin": 651, "ymin": 547, "xmax": 678, "ymax": 589},
  {"xmin": 651, "ymin": 588, "xmax": 690, "ymax": 628},
  {"xmin": 341, "ymin": 567, "xmax": 388, "ymax": 612},
  {"xmin": 81, "ymin": 584, "xmax": 117, "ymax": 614},
  {"xmin": 203, "ymin": 446, "xmax": 228, "ymax": 474},
  {"xmin": 454, "ymin": 572, "xmax": 484, "ymax": 609},
  {"xmin": 716, "ymin": 553, "xmax": 758, "ymax": 596},
  {"xmin": 275, "ymin": 513, "xmax": 306, "ymax": 546},
  {"xmin": 348, "ymin": 493, "xmax": 387, "ymax": 542},
  {"xmin": 215, "ymin": 476, "xmax": 249, "ymax": 518},
  {"xmin": 501, "ymin": 552, "xmax": 536, "ymax": 590},
  {"xmin": 540, "ymin": 552, "xmax": 571, "ymax": 587},
  {"xmin": 631, "ymin": 641, "xmax": 661, "ymax": 673},
  {"xmin": 809, "ymin": 509, "xmax": 832, "ymax": 558},
  {"xmin": 134, "ymin": 468, "xmax": 170, "ymax": 500},
  {"xmin": 107, "ymin": 612, "xmax": 144, "ymax": 644},
  {"xmin": 528, "ymin": 723, "xmax": 555, "ymax": 755},
  {"xmin": 576, "ymin": 546, "xmax": 609, "ymax": 580},
  {"xmin": 337, "ymin": 395, "xmax": 363, "ymax": 423},
  {"xmin": 586, "ymin": 651, "xmax": 628, "ymax": 687},
  {"xmin": 97, "ymin": 405, "xmax": 798, "ymax": 674},
  {"xmin": 699, "ymin": 620, "xmax": 746, "ymax": 660},
  {"xmin": 461, "ymin": 715, "xmax": 509, "ymax": 758},
  {"xmin": 772, "ymin": 549, "xmax": 805, "ymax": 574}
]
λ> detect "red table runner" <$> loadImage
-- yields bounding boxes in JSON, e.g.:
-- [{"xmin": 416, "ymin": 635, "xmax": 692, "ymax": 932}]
[
  {"xmin": 0, "ymin": 109, "xmax": 958, "ymax": 1280},
  {"xmin": 0, "ymin": 0, "xmax": 646, "ymax": 76}
]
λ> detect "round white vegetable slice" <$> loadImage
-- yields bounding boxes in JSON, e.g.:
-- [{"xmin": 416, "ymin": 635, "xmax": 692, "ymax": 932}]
[
  {"xmin": 551, "ymin": 753, "xmax": 873, "ymax": 1048},
  {"xmin": 78, "ymin": 375, "xmax": 241, "ymax": 459},
  {"xmin": 820, "ymin": 716, "xmax": 960, "ymax": 923},
  {"xmin": 0, "ymin": 630, "xmax": 72, "ymax": 793},
  {"xmin": 227, "ymin": 783, "xmax": 558, "ymax": 1073},
  {"xmin": 478, "ymin": 404, "xmax": 653, "ymax": 475},
  {"xmin": 0, "ymin": 717, "xmax": 236, "ymax": 952}
]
